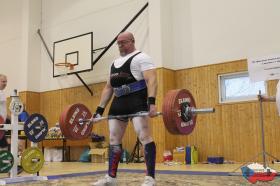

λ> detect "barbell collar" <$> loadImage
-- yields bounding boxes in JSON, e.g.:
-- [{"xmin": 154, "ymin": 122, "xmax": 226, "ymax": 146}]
[{"xmin": 31, "ymin": 159, "xmax": 40, "ymax": 163}]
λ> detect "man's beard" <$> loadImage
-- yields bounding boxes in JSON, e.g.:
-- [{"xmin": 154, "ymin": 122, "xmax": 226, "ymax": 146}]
[{"xmin": 120, "ymin": 51, "xmax": 126, "ymax": 56}]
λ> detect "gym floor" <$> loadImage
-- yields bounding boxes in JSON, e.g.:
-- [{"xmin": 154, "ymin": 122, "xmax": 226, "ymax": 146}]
[
  {"xmin": 1, "ymin": 162, "xmax": 280, "ymax": 178},
  {"xmin": 35, "ymin": 162, "xmax": 245, "ymax": 175},
  {"xmin": 1, "ymin": 162, "xmax": 244, "ymax": 178},
  {"xmin": 1, "ymin": 162, "xmax": 280, "ymax": 185}
]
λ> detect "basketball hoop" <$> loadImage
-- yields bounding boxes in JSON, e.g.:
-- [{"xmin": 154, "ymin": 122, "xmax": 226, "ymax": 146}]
[{"xmin": 54, "ymin": 62, "xmax": 75, "ymax": 77}]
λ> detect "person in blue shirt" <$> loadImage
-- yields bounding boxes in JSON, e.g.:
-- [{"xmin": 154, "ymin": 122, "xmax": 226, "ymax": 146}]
[{"xmin": 18, "ymin": 107, "xmax": 29, "ymax": 122}]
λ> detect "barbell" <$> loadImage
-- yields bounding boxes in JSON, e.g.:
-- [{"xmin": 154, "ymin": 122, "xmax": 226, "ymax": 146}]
[
  {"xmin": 79, "ymin": 108, "xmax": 213, "ymax": 124},
  {"xmin": 59, "ymin": 89, "xmax": 215, "ymax": 140}
]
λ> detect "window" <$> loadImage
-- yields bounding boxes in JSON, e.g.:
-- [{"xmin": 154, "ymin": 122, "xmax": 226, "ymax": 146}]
[{"xmin": 218, "ymin": 71, "xmax": 267, "ymax": 103}]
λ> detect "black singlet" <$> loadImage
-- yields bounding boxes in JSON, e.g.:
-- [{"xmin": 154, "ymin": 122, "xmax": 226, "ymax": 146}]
[{"xmin": 108, "ymin": 52, "xmax": 148, "ymax": 117}]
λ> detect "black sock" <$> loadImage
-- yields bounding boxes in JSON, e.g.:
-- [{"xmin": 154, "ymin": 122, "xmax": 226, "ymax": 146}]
[{"xmin": 144, "ymin": 141, "xmax": 156, "ymax": 178}]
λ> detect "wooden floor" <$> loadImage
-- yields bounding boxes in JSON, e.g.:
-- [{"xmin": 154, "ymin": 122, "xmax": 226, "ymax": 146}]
[
  {"xmin": 2, "ymin": 161, "xmax": 280, "ymax": 178},
  {"xmin": 39, "ymin": 162, "xmax": 245, "ymax": 175},
  {"xmin": 1, "ymin": 162, "xmax": 280, "ymax": 186}
]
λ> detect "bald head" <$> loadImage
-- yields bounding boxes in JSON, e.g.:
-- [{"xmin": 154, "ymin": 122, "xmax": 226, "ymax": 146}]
[
  {"xmin": 0, "ymin": 74, "xmax": 6, "ymax": 78},
  {"xmin": 117, "ymin": 32, "xmax": 136, "ymax": 56},
  {"xmin": 117, "ymin": 32, "xmax": 135, "ymax": 41},
  {"xmin": 0, "ymin": 74, "xmax": 7, "ymax": 90}
]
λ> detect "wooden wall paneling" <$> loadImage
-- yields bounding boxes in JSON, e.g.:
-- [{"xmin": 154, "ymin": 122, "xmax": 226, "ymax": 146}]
[
  {"xmin": 236, "ymin": 104, "xmax": 253, "ymax": 161},
  {"xmin": 40, "ymin": 90, "xmax": 63, "ymax": 127},
  {"xmin": 175, "ymin": 60, "xmax": 221, "ymax": 161},
  {"xmin": 24, "ymin": 91, "xmax": 40, "ymax": 114},
  {"xmin": 18, "ymin": 92, "xmax": 27, "ymax": 107},
  {"xmin": 173, "ymin": 59, "xmax": 280, "ymax": 162},
  {"xmin": 158, "ymin": 68, "xmax": 177, "ymax": 162},
  {"xmin": 230, "ymin": 104, "xmax": 240, "ymax": 161},
  {"xmin": 34, "ymin": 60, "xmax": 280, "ymax": 163},
  {"xmin": 220, "ymin": 105, "xmax": 233, "ymax": 160},
  {"xmin": 250, "ymin": 102, "xmax": 262, "ymax": 162},
  {"xmin": 263, "ymin": 80, "xmax": 280, "ymax": 161}
]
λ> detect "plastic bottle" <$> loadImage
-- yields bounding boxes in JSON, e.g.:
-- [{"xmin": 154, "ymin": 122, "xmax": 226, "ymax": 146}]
[{"xmin": 123, "ymin": 150, "xmax": 127, "ymax": 163}]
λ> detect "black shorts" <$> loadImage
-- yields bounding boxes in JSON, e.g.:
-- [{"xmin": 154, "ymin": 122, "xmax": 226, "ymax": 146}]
[{"xmin": 108, "ymin": 88, "xmax": 148, "ymax": 121}]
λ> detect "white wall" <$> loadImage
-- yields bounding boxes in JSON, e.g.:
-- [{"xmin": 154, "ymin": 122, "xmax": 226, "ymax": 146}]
[
  {"xmin": 0, "ymin": 0, "xmax": 23, "ymax": 95},
  {"xmin": 166, "ymin": 0, "xmax": 280, "ymax": 69},
  {"xmin": 22, "ymin": 0, "xmax": 42, "ymax": 92},
  {"xmin": 169, "ymin": 0, "xmax": 192, "ymax": 70},
  {"xmin": 148, "ymin": 0, "xmax": 163, "ymax": 69},
  {"xmin": 1, "ymin": 0, "xmax": 280, "ymax": 93},
  {"xmin": 0, "ymin": 0, "xmax": 41, "ymax": 94}
]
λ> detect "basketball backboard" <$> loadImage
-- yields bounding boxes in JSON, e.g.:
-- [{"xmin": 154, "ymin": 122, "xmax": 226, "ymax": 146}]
[{"xmin": 53, "ymin": 32, "xmax": 93, "ymax": 77}]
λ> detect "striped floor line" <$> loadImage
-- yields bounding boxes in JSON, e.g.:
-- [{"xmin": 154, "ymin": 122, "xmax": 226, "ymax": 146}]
[{"xmin": 47, "ymin": 169, "xmax": 230, "ymax": 180}]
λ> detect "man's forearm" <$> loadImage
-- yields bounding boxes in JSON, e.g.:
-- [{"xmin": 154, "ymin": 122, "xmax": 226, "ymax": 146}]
[
  {"xmin": 147, "ymin": 78, "xmax": 157, "ymax": 98},
  {"xmin": 99, "ymin": 87, "xmax": 113, "ymax": 108},
  {"xmin": 144, "ymin": 69, "xmax": 157, "ymax": 98},
  {"xmin": 259, "ymin": 95, "xmax": 276, "ymax": 102}
]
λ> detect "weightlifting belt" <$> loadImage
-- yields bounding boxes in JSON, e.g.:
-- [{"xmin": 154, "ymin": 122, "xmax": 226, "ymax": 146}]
[{"xmin": 114, "ymin": 80, "xmax": 146, "ymax": 97}]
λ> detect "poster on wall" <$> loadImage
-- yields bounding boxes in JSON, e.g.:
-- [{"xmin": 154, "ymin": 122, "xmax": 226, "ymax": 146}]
[{"xmin": 248, "ymin": 54, "xmax": 280, "ymax": 82}]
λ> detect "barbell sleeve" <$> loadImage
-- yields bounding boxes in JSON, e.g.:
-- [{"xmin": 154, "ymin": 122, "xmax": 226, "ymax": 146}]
[{"xmin": 188, "ymin": 107, "xmax": 215, "ymax": 114}]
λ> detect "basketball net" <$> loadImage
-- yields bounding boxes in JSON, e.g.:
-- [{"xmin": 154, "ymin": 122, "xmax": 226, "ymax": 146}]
[{"xmin": 55, "ymin": 62, "xmax": 75, "ymax": 77}]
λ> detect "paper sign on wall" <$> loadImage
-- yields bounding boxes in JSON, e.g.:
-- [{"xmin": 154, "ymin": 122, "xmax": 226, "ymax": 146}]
[{"xmin": 248, "ymin": 55, "xmax": 280, "ymax": 82}]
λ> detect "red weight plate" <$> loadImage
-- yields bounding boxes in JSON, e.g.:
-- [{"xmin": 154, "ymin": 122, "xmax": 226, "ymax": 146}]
[
  {"xmin": 174, "ymin": 89, "xmax": 196, "ymax": 135},
  {"xmin": 163, "ymin": 89, "xmax": 197, "ymax": 135},
  {"xmin": 166, "ymin": 90, "xmax": 181, "ymax": 134},
  {"xmin": 162, "ymin": 90, "xmax": 181, "ymax": 134},
  {"xmin": 59, "ymin": 103, "xmax": 93, "ymax": 140},
  {"xmin": 59, "ymin": 105, "xmax": 75, "ymax": 140},
  {"xmin": 168, "ymin": 90, "xmax": 182, "ymax": 134},
  {"xmin": 0, "ymin": 116, "xmax": 4, "ymax": 140},
  {"xmin": 162, "ymin": 90, "xmax": 173, "ymax": 133}
]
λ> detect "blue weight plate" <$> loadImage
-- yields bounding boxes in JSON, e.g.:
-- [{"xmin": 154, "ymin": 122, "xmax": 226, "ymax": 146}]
[{"xmin": 24, "ymin": 113, "xmax": 48, "ymax": 142}]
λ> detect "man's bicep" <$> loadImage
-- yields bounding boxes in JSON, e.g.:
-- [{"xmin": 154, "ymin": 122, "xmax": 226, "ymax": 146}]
[{"xmin": 143, "ymin": 69, "xmax": 156, "ymax": 80}]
